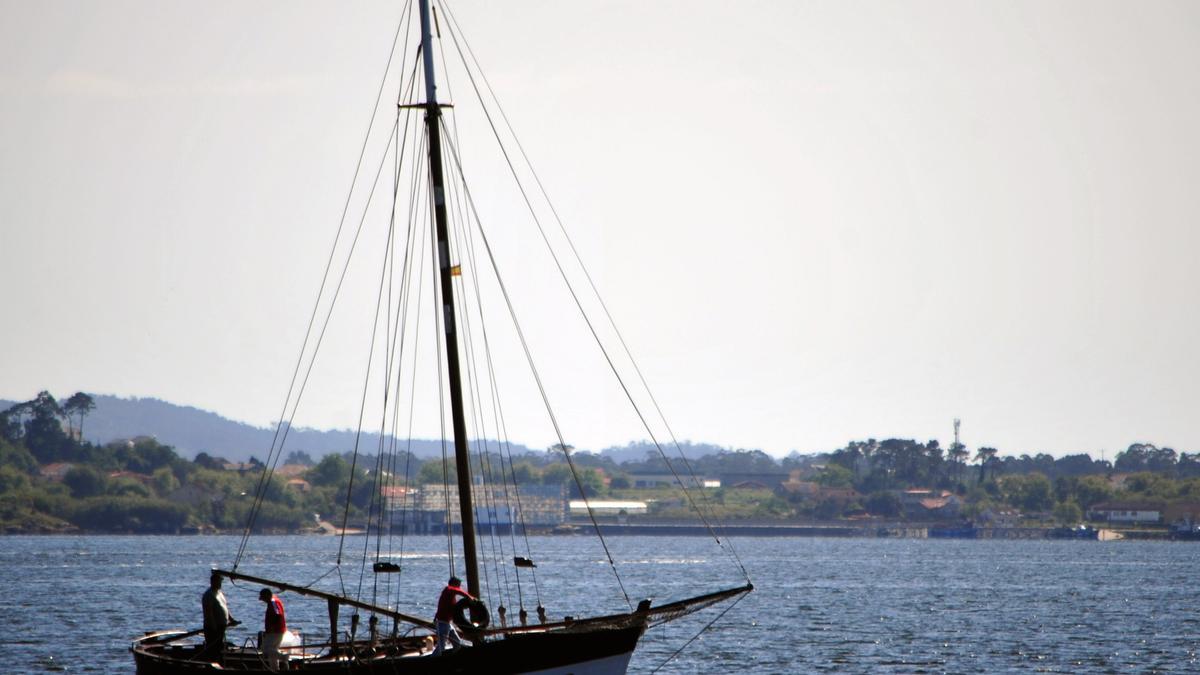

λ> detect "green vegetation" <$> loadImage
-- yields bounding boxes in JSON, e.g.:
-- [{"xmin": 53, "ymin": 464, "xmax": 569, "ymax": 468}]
[
  {"xmin": 808, "ymin": 438, "xmax": 1200, "ymax": 526},
  {"xmin": 4, "ymin": 391, "xmax": 1200, "ymax": 532},
  {"xmin": 0, "ymin": 392, "xmax": 319, "ymax": 533}
]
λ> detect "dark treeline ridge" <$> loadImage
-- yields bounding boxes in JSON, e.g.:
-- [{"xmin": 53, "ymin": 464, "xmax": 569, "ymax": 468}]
[
  {"xmin": 2, "ymin": 391, "xmax": 1198, "ymax": 532},
  {"xmin": 0, "ymin": 394, "xmax": 538, "ymax": 463}
]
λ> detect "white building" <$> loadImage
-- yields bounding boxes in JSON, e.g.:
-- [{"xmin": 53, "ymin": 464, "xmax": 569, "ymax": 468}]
[
  {"xmin": 568, "ymin": 500, "xmax": 648, "ymax": 517},
  {"xmin": 410, "ymin": 484, "xmax": 566, "ymax": 526},
  {"xmin": 1087, "ymin": 501, "xmax": 1163, "ymax": 524}
]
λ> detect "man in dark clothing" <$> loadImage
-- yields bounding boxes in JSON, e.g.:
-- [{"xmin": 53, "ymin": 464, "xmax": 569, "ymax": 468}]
[
  {"xmin": 433, "ymin": 576, "xmax": 472, "ymax": 656},
  {"xmin": 201, "ymin": 573, "xmax": 237, "ymax": 662}
]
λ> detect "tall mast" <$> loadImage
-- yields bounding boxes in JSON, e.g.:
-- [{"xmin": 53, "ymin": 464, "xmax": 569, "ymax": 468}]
[{"xmin": 418, "ymin": 0, "xmax": 480, "ymax": 598}]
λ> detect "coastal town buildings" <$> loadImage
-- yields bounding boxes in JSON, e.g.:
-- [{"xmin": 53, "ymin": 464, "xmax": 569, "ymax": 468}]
[{"xmin": 1087, "ymin": 501, "xmax": 1164, "ymax": 524}]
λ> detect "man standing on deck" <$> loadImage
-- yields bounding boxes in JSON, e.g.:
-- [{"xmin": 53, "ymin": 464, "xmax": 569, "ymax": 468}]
[
  {"xmin": 259, "ymin": 588, "xmax": 287, "ymax": 671},
  {"xmin": 201, "ymin": 573, "xmax": 237, "ymax": 662},
  {"xmin": 433, "ymin": 576, "xmax": 473, "ymax": 656}
]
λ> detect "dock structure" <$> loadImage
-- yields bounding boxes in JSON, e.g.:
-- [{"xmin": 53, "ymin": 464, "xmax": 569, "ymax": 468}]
[
  {"xmin": 575, "ymin": 523, "xmax": 1129, "ymax": 540},
  {"xmin": 975, "ymin": 527, "xmax": 1046, "ymax": 539},
  {"xmin": 593, "ymin": 523, "xmax": 863, "ymax": 537}
]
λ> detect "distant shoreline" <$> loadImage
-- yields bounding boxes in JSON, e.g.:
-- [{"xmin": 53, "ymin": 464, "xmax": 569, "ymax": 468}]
[{"xmin": 1, "ymin": 523, "xmax": 1181, "ymax": 541}]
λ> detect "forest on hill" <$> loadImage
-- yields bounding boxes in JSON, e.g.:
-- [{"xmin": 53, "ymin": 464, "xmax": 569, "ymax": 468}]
[{"xmin": 0, "ymin": 394, "xmax": 539, "ymax": 462}]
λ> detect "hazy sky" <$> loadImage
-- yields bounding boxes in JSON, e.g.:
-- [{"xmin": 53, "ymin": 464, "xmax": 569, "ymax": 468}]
[{"xmin": 2, "ymin": 1, "xmax": 1198, "ymax": 459}]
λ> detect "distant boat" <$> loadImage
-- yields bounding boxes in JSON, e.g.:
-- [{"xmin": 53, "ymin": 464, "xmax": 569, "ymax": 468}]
[
  {"xmin": 130, "ymin": 1, "xmax": 750, "ymax": 673},
  {"xmin": 1168, "ymin": 519, "xmax": 1200, "ymax": 541},
  {"xmin": 1046, "ymin": 525, "xmax": 1099, "ymax": 540}
]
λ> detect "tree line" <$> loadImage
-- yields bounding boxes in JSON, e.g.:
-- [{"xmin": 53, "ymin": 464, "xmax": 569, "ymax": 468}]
[
  {"xmin": 2, "ymin": 391, "xmax": 1197, "ymax": 531},
  {"xmin": 802, "ymin": 437, "xmax": 1200, "ymax": 523}
]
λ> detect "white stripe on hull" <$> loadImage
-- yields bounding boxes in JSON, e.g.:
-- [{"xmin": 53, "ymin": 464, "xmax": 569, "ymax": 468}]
[{"xmin": 522, "ymin": 651, "xmax": 635, "ymax": 675}]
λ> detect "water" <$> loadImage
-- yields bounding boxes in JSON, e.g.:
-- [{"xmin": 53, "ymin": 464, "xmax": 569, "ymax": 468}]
[{"xmin": 1, "ymin": 535, "xmax": 1196, "ymax": 673}]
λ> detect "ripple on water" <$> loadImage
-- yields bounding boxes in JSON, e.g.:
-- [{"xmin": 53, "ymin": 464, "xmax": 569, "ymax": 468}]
[{"xmin": 2, "ymin": 535, "xmax": 1199, "ymax": 673}]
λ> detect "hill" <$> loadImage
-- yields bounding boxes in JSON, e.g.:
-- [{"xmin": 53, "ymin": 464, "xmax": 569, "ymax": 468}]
[{"xmin": 0, "ymin": 395, "xmax": 537, "ymax": 462}]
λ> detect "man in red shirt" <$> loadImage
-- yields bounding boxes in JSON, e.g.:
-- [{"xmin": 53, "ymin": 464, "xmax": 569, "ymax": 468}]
[
  {"xmin": 258, "ymin": 588, "xmax": 287, "ymax": 671},
  {"xmin": 432, "ymin": 576, "xmax": 472, "ymax": 656}
]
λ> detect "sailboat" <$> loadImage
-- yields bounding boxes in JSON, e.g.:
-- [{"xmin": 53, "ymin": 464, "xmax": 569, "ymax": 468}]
[{"xmin": 132, "ymin": 1, "xmax": 751, "ymax": 673}]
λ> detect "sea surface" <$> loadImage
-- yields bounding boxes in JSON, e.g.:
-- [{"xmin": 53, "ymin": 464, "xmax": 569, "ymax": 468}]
[{"xmin": 0, "ymin": 534, "xmax": 1197, "ymax": 673}]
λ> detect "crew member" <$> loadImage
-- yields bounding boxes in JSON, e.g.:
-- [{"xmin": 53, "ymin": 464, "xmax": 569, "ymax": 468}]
[
  {"xmin": 433, "ymin": 576, "xmax": 472, "ymax": 656},
  {"xmin": 259, "ymin": 588, "xmax": 287, "ymax": 671},
  {"xmin": 201, "ymin": 572, "xmax": 237, "ymax": 662}
]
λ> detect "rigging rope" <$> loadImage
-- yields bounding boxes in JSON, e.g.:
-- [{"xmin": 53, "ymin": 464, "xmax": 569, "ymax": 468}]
[
  {"xmin": 233, "ymin": 9, "xmax": 411, "ymax": 570},
  {"xmin": 441, "ymin": 133, "xmax": 631, "ymax": 610},
  {"xmin": 233, "ymin": 5, "xmax": 753, "ymax": 650},
  {"xmin": 432, "ymin": 28, "xmax": 536, "ymax": 610},
  {"xmin": 425, "ymin": 125, "xmax": 457, "ymax": 580},
  {"xmin": 648, "ymin": 590, "xmax": 750, "ymax": 674},
  {"xmin": 438, "ymin": 2, "xmax": 750, "ymax": 580},
  {"xmin": 353, "ymin": 119, "xmax": 409, "ymax": 605},
  {"xmin": 378, "ymin": 73, "xmax": 426, "ymax": 610},
  {"xmin": 365, "ymin": 27, "xmax": 423, "ymax": 608},
  {"xmin": 435, "ymin": 107, "xmax": 518, "ymax": 613},
  {"xmin": 335, "ymin": 116, "xmax": 403, "ymax": 567},
  {"xmin": 388, "ymin": 146, "xmax": 431, "ymax": 609}
]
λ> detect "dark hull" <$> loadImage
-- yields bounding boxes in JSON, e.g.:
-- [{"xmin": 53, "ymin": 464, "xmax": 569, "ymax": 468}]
[
  {"xmin": 133, "ymin": 624, "xmax": 644, "ymax": 675},
  {"xmin": 1046, "ymin": 527, "xmax": 1099, "ymax": 540}
]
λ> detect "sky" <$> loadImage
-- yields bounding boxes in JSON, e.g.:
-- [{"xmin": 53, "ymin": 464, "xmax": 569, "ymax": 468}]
[{"xmin": 2, "ymin": 1, "xmax": 1198, "ymax": 459}]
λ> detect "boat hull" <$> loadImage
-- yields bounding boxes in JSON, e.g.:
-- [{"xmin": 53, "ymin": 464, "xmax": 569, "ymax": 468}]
[
  {"xmin": 524, "ymin": 652, "xmax": 635, "ymax": 675},
  {"xmin": 133, "ymin": 623, "xmax": 644, "ymax": 675},
  {"xmin": 1046, "ymin": 526, "xmax": 1099, "ymax": 540}
]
